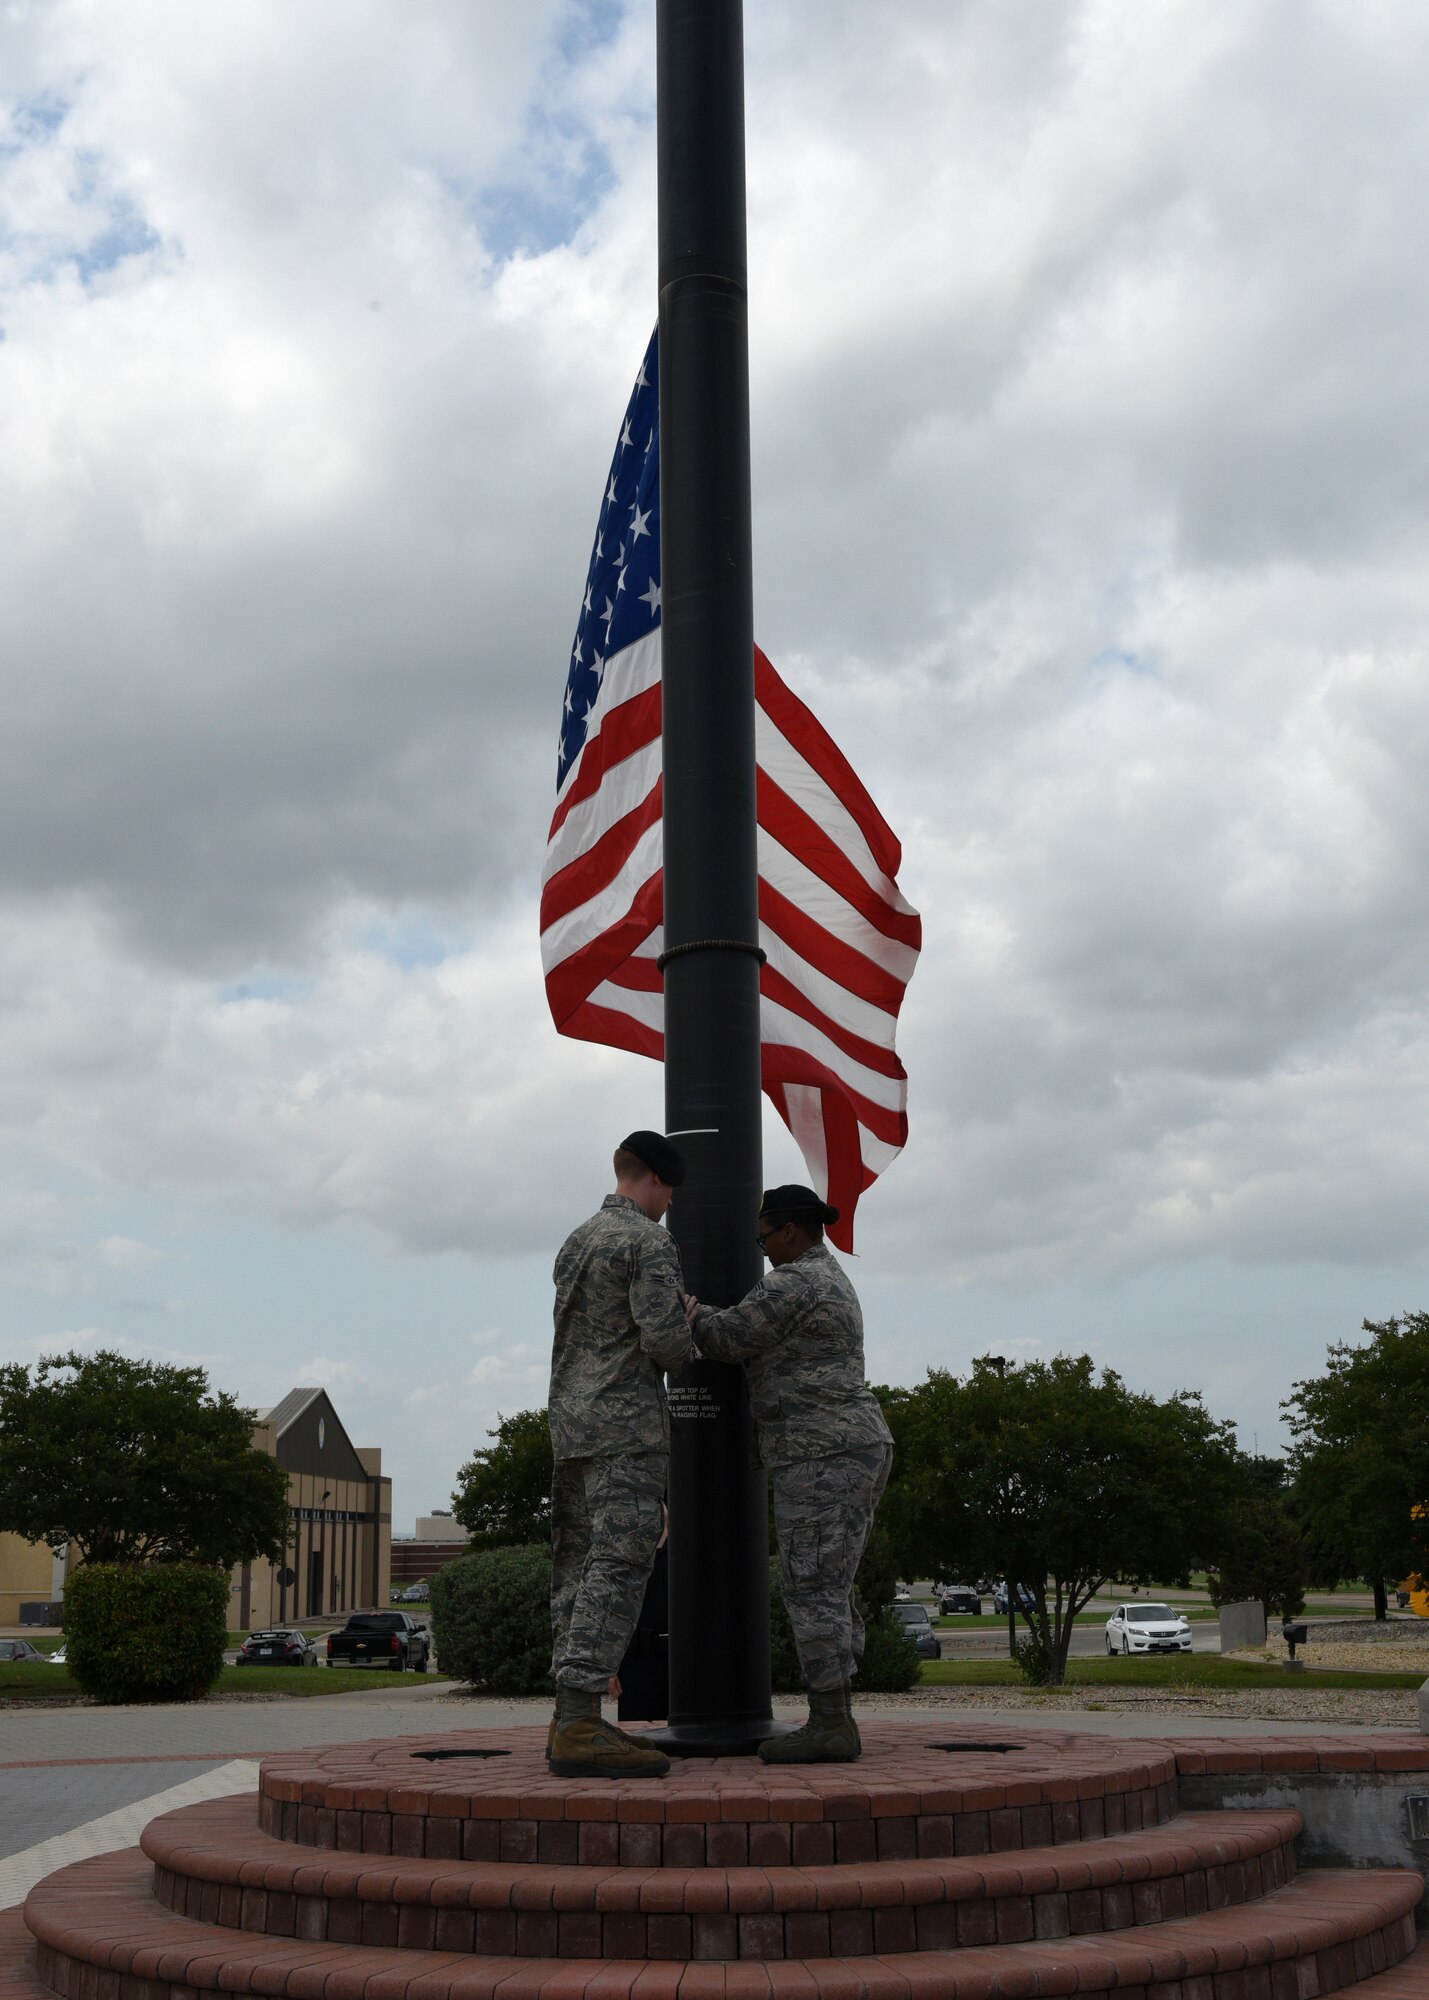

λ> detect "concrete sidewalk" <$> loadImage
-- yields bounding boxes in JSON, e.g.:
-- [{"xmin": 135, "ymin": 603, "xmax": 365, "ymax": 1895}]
[{"xmin": 3, "ymin": 1683, "xmax": 1412, "ymax": 1779}]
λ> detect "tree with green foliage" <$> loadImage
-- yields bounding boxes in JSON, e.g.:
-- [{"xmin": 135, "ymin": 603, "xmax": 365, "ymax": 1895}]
[
  {"xmin": 1284, "ymin": 1315, "xmax": 1429, "ymax": 1619},
  {"xmin": 880, "ymin": 1355, "xmax": 1241, "ymax": 1685},
  {"xmin": 0, "ymin": 1350, "xmax": 291, "ymax": 1568},
  {"xmin": 1206, "ymin": 1484, "xmax": 1307, "ymax": 1623},
  {"xmin": 1237, "ymin": 1454, "xmax": 1291, "ymax": 1497},
  {"xmin": 451, "ymin": 1408, "xmax": 553, "ymax": 1548}
]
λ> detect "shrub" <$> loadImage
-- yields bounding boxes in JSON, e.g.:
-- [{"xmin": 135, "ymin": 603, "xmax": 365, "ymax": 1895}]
[
  {"xmin": 429, "ymin": 1543, "xmax": 554, "ymax": 1696},
  {"xmin": 853, "ymin": 1605, "xmax": 922, "ymax": 1692},
  {"xmin": 64, "ymin": 1562, "xmax": 227, "ymax": 1704},
  {"xmin": 1010, "ymin": 1631, "xmax": 1054, "ymax": 1685},
  {"xmin": 767, "ymin": 1559, "xmax": 921, "ymax": 1693}
]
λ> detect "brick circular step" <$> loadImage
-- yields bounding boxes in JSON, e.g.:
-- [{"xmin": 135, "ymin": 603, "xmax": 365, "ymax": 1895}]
[
  {"xmin": 143, "ymin": 1791, "xmax": 1304, "ymax": 1958},
  {"xmin": 256, "ymin": 1719, "xmax": 1180, "ymax": 1864},
  {"xmin": 20, "ymin": 1843, "xmax": 1424, "ymax": 2000}
]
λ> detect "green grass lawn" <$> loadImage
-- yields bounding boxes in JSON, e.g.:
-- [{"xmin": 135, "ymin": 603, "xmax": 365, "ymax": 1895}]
[
  {"xmin": 0, "ymin": 1662, "xmax": 451, "ymax": 1699},
  {"xmin": 918, "ymin": 1656, "xmax": 1423, "ymax": 1692}
]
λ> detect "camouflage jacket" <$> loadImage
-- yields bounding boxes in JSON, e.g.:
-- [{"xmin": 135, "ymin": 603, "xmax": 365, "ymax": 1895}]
[
  {"xmin": 692, "ymin": 1244, "xmax": 892, "ymax": 1467},
  {"xmin": 548, "ymin": 1194, "xmax": 695, "ymax": 1462}
]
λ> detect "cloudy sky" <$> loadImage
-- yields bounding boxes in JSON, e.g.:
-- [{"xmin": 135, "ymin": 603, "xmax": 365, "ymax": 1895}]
[{"xmin": 3, "ymin": 0, "xmax": 1427, "ymax": 1530}]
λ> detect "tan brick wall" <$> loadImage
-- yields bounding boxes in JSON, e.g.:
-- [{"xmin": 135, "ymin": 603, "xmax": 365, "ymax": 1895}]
[{"xmin": 0, "ymin": 1530, "xmax": 60, "ymax": 1625}]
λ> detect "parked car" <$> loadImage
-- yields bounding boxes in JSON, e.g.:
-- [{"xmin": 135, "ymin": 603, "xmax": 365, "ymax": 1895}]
[
  {"xmin": 236, "ymin": 1627, "xmax": 319, "ymax": 1667},
  {"xmin": 327, "ymin": 1611, "xmax": 431, "ymax": 1672},
  {"xmin": 47, "ymin": 1643, "xmax": 67, "ymax": 1665},
  {"xmin": 992, "ymin": 1582, "xmax": 1037, "ymax": 1614},
  {"xmin": 892, "ymin": 1585, "xmax": 912, "ymax": 1602},
  {"xmin": 888, "ymin": 1601, "xmax": 941, "ymax": 1660},
  {"xmin": 1104, "ymin": 1603, "xmax": 1192, "ymax": 1655},
  {"xmin": 0, "ymin": 1638, "xmax": 46, "ymax": 1663},
  {"xmin": 939, "ymin": 1585, "xmax": 982, "ymax": 1616}
]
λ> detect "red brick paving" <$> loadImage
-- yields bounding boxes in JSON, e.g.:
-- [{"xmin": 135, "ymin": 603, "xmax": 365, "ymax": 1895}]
[
  {"xmin": 14, "ymin": 1846, "xmax": 1424, "ymax": 1998},
  {"xmin": 255, "ymin": 1722, "xmax": 1182, "ymax": 1861},
  {"xmin": 141, "ymin": 1792, "xmax": 1305, "ymax": 1957},
  {"xmin": 6, "ymin": 1723, "xmax": 1429, "ymax": 1999}
]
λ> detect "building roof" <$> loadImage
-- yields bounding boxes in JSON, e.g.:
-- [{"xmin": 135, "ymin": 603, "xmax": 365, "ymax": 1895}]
[{"xmin": 262, "ymin": 1388, "xmax": 326, "ymax": 1435}]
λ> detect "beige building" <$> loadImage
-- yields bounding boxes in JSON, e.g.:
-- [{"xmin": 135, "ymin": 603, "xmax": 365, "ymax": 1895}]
[
  {"xmin": 391, "ymin": 1513, "xmax": 470, "ymax": 1589},
  {"xmin": 235, "ymin": 1388, "xmax": 391, "ymax": 1630},
  {"xmin": 0, "ymin": 1532, "xmax": 68, "ymax": 1626},
  {"xmin": 0, "ymin": 1385, "xmax": 390, "ymax": 1632}
]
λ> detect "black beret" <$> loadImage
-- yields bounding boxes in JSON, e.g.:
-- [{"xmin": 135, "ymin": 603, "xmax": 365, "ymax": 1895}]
[
  {"xmin": 620, "ymin": 1130, "xmax": 686, "ymax": 1187},
  {"xmin": 760, "ymin": 1183, "xmax": 840, "ymax": 1228}
]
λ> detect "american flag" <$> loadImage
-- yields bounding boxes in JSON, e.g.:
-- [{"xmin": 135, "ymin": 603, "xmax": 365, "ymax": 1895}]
[{"xmin": 540, "ymin": 330, "xmax": 920, "ymax": 1249}]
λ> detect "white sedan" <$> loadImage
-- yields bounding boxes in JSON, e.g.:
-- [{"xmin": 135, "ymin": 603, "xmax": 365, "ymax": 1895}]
[{"xmin": 1104, "ymin": 1603, "xmax": 1192, "ymax": 1655}]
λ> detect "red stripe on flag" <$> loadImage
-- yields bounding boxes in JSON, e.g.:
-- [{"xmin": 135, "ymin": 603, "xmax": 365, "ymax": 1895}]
[
  {"xmin": 543, "ymin": 872, "xmax": 663, "ymax": 1030},
  {"xmin": 761, "ymin": 1043, "xmax": 909, "ymax": 1150},
  {"xmin": 564, "ymin": 996, "xmax": 665, "ymax": 1064},
  {"xmin": 758, "ymin": 879, "xmax": 906, "ymax": 1015},
  {"xmin": 758, "ymin": 1060, "xmax": 873, "ymax": 1256},
  {"xmin": 539, "ymin": 780, "xmax": 662, "ymax": 929},
  {"xmin": 755, "ymin": 648, "xmax": 903, "ymax": 879},
  {"xmin": 759, "ymin": 962, "xmax": 907, "ymax": 1081},
  {"xmin": 606, "ymin": 954, "xmax": 664, "ymax": 994},
  {"xmin": 757, "ymin": 769, "xmax": 922, "ymax": 951},
  {"xmin": 549, "ymin": 685, "xmax": 662, "ymax": 838}
]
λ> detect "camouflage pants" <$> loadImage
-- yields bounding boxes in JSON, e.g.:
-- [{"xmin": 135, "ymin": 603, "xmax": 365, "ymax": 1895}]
[
  {"xmin": 550, "ymin": 1451, "xmax": 666, "ymax": 1692},
  {"xmin": 773, "ymin": 1444, "xmax": 892, "ymax": 1693}
]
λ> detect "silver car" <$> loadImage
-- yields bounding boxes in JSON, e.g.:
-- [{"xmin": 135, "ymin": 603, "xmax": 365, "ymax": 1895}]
[
  {"xmin": 888, "ymin": 1601, "xmax": 941, "ymax": 1660},
  {"xmin": 0, "ymin": 1639, "xmax": 47, "ymax": 1663}
]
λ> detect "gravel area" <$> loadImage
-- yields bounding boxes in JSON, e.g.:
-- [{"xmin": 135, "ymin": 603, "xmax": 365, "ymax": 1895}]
[
  {"xmin": 1229, "ymin": 1643, "xmax": 1429, "ymax": 1673},
  {"xmin": 418, "ymin": 1684, "xmax": 1421, "ymax": 1727},
  {"xmin": 859, "ymin": 1685, "xmax": 1420, "ymax": 1727},
  {"xmin": 1306, "ymin": 1618, "xmax": 1428, "ymax": 1640},
  {"xmin": 1228, "ymin": 1623, "xmax": 1429, "ymax": 1675}
]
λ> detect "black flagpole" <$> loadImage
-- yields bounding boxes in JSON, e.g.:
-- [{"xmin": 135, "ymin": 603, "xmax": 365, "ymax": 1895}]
[{"xmin": 653, "ymin": 0, "xmax": 778, "ymax": 1752}]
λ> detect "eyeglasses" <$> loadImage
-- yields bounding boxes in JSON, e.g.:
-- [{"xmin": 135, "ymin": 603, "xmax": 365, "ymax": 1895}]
[{"xmin": 755, "ymin": 1226, "xmax": 783, "ymax": 1250}]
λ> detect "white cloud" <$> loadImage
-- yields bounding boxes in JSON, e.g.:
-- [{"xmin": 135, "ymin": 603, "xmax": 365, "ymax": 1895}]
[
  {"xmin": 3, "ymin": 1, "xmax": 1429, "ymax": 1517},
  {"xmin": 98, "ymin": 1235, "xmax": 161, "ymax": 1272},
  {"xmin": 293, "ymin": 1354, "xmax": 372, "ymax": 1395}
]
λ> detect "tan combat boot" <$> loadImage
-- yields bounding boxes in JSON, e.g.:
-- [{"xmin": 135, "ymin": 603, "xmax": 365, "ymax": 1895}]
[
  {"xmin": 844, "ymin": 1682, "xmax": 862, "ymax": 1757},
  {"xmin": 758, "ymin": 1684, "xmax": 860, "ymax": 1763},
  {"xmin": 548, "ymin": 1687, "xmax": 671, "ymax": 1779}
]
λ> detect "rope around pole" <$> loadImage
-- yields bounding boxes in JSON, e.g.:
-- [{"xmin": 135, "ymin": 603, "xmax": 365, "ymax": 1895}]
[{"xmin": 655, "ymin": 938, "xmax": 767, "ymax": 971}]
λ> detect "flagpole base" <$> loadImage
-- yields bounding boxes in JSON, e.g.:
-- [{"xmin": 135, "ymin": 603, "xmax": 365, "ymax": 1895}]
[{"xmin": 643, "ymin": 1716, "xmax": 799, "ymax": 1758}]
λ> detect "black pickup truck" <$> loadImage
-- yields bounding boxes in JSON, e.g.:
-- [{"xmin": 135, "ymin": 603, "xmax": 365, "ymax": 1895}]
[{"xmin": 325, "ymin": 1611, "xmax": 432, "ymax": 1672}]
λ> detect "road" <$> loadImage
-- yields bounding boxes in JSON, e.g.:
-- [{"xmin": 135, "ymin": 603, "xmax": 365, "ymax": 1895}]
[{"xmin": 935, "ymin": 1617, "xmax": 1224, "ymax": 1661}]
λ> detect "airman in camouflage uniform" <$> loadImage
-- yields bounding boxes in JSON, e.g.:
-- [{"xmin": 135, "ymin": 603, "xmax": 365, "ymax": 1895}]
[
  {"xmin": 546, "ymin": 1131, "xmax": 695, "ymax": 1779},
  {"xmin": 688, "ymin": 1183, "xmax": 892, "ymax": 1763}
]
